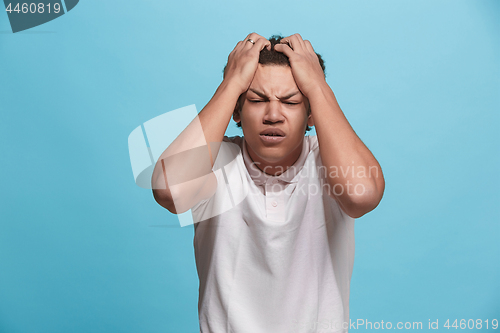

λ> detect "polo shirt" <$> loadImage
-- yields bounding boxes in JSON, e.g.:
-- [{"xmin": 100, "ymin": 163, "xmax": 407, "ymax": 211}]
[{"xmin": 192, "ymin": 135, "xmax": 355, "ymax": 333}]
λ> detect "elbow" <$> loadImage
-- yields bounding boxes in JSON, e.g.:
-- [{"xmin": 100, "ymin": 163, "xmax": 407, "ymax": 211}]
[
  {"xmin": 334, "ymin": 178, "xmax": 385, "ymax": 219},
  {"xmin": 152, "ymin": 186, "xmax": 195, "ymax": 215},
  {"xmin": 151, "ymin": 170, "xmax": 186, "ymax": 214},
  {"xmin": 342, "ymin": 192, "xmax": 382, "ymax": 219},
  {"xmin": 152, "ymin": 188, "xmax": 178, "ymax": 214}
]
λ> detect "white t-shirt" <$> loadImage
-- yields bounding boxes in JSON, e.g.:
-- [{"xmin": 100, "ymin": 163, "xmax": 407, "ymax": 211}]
[{"xmin": 192, "ymin": 135, "xmax": 355, "ymax": 333}]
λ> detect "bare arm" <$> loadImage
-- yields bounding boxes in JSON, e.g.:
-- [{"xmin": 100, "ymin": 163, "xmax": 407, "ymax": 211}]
[
  {"xmin": 151, "ymin": 33, "xmax": 271, "ymax": 214},
  {"xmin": 275, "ymin": 34, "xmax": 385, "ymax": 218},
  {"xmin": 307, "ymin": 82, "xmax": 385, "ymax": 218}
]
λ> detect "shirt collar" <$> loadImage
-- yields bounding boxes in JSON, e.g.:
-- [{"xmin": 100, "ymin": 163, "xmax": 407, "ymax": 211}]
[{"xmin": 242, "ymin": 137, "xmax": 309, "ymax": 186}]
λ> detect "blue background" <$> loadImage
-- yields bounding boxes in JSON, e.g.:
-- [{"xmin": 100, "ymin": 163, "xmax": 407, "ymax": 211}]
[{"xmin": 0, "ymin": 0, "xmax": 498, "ymax": 332}]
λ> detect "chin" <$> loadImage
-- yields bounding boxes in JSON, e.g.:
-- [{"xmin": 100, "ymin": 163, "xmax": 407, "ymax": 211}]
[{"xmin": 254, "ymin": 147, "xmax": 288, "ymax": 164}]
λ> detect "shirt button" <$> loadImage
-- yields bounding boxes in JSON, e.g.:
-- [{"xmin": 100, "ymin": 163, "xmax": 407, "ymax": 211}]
[
  {"xmin": 271, "ymin": 201, "xmax": 278, "ymax": 207},
  {"xmin": 271, "ymin": 179, "xmax": 278, "ymax": 184}
]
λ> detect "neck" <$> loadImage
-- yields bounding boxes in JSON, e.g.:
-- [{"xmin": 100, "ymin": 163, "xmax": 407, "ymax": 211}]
[{"xmin": 246, "ymin": 139, "xmax": 303, "ymax": 176}]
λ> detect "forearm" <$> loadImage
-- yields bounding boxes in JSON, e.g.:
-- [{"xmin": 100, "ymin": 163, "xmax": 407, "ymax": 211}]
[
  {"xmin": 197, "ymin": 79, "xmax": 242, "ymax": 162},
  {"xmin": 151, "ymin": 79, "xmax": 241, "ymax": 212},
  {"xmin": 309, "ymin": 82, "xmax": 385, "ymax": 217}
]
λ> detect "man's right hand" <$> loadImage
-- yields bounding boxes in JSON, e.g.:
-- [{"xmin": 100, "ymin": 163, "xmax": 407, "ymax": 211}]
[{"xmin": 223, "ymin": 33, "xmax": 271, "ymax": 95}]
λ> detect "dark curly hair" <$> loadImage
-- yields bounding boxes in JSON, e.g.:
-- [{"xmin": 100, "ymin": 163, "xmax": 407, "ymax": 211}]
[{"xmin": 226, "ymin": 35, "xmax": 326, "ymax": 132}]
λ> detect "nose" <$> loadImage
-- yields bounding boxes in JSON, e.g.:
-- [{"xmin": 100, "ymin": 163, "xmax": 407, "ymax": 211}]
[{"xmin": 263, "ymin": 100, "xmax": 285, "ymax": 125}]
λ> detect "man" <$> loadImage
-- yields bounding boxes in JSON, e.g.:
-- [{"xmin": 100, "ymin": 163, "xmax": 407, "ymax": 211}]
[{"xmin": 152, "ymin": 33, "xmax": 385, "ymax": 333}]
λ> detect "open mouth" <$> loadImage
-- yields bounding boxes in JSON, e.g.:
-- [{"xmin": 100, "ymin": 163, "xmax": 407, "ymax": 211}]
[
  {"xmin": 259, "ymin": 128, "xmax": 286, "ymax": 144},
  {"xmin": 260, "ymin": 128, "xmax": 286, "ymax": 137}
]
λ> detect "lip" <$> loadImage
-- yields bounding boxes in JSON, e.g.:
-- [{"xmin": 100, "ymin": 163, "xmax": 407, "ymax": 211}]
[
  {"xmin": 260, "ymin": 128, "xmax": 286, "ymax": 136},
  {"xmin": 259, "ymin": 134, "xmax": 285, "ymax": 144},
  {"xmin": 259, "ymin": 128, "xmax": 286, "ymax": 144}
]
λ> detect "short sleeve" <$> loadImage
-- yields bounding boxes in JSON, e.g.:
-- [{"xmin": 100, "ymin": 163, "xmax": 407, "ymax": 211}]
[
  {"xmin": 191, "ymin": 136, "xmax": 245, "ymax": 221},
  {"xmin": 308, "ymin": 135, "xmax": 354, "ymax": 220}
]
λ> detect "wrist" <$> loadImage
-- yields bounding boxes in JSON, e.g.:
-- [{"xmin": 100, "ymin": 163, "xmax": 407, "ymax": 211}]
[
  {"xmin": 304, "ymin": 79, "xmax": 331, "ymax": 100},
  {"xmin": 221, "ymin": 76, "xmax": 248, "ymax": 96},
  {"xmin": 206, "ymin": 79, "xmax": 244, "ymax": 116}
]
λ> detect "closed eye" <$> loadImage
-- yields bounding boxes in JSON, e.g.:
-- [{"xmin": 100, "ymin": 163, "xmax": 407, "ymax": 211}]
[{"xmin": 248, "ymin": 99, "xmax": 299, "ymax": 104}]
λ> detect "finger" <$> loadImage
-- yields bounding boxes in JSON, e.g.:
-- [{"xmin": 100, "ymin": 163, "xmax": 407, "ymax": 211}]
[
  {"xmin": 243, "ymin": 33, "xmax": 264, "ymax": 49},
  {"xmin": 243, "ymin": 38, "xmax": 256, "ymax": 49},
  {"xmin": 263, "ymin": 37, "xmax": 271, "ymax": 51},
  {"xmin": 280, "ymin": 36, "xmax": 294, "ymax": 50},
  {"xmin": 228, "ymin": 41, "xmax": 243, "ymax": 58},
  {"xmin": 244, "ymin": 32, "xmax": 266, "ymax": 46},
  {"xmin": 244, "ymin": 35, "xmax": 270, "ymax": 51},
  {"xmin": 293, "ymin": 33, "xmax": 306, "ymax": 50},
  {"xmin": 242, "ymin": 32, "xmax": 255, "ymax": 48},
  {"xmin": 274, "ymin": 43, "xmax": 295, "ymax": 58},
  {"xmin": 304, "ymin": 40, "xmax": 315, "ymax": 53},
  {"xmin": 244, "ymin": 32, "xmax": 256, "ymax": 40},
  {"xmin": 243, "ymin": 37, "xmax": 263, "ymax": 49},
  {"xmin": 284, "ymin": 33, "xmax": 306, "ymax": 53},
  {"xmin": 253, "ymin": 38, "xmax": 271, "ymax": 52},
  {"xmin": 234, "ymin": 40, "xmax": 244, "ymax": 51},
  {"xmin": 247, "ymin": 32, "xmax": 267, "ymax": 41}
]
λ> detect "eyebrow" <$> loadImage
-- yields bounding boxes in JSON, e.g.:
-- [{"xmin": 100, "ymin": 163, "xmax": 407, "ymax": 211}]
[{"xmin": 248, "ymin": 88, "xmax": 301, "ymax": 100}]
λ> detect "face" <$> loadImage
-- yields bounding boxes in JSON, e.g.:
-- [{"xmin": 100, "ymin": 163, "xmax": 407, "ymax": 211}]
[{"xmin": 233, "ymin": 64, "xmax": 314, "ymax": 175}]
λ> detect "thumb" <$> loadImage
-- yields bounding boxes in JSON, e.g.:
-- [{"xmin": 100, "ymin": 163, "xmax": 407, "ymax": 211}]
[{"xmin": 274, "ymin": 43, "xmax": 294, "ymax": 58}]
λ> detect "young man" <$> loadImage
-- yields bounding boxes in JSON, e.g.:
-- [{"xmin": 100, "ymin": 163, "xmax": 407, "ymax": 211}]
[{"xmin": 152, "ymin": 33, "xmax": 384, "ymax": 333}]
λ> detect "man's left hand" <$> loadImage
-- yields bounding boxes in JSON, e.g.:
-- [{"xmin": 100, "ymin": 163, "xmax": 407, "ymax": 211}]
[{"xmin": 274, "ymin": 34, "xmax": 326, "ymax": 97}]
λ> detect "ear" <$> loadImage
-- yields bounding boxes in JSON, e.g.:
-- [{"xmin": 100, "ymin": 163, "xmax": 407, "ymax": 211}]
[
  {"xmin": 233, "ymin": 104, "xmax": 241, "ymax": 124},
  {"xmin": 233, "ymin": 93, "xmax": 245, "ymax": 124},
  {"xmin": 305, "ymin": 97, "xmax": 314, "ymax": 127},
  {"xmin": 307, "ymin": 113, "xmax": 314, "ymax": 127}
]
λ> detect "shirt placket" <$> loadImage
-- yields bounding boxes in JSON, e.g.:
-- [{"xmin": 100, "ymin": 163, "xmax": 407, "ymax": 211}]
[{"xmin": 264, "ymin": 178, "xmax": 286, "ymax": 222}]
